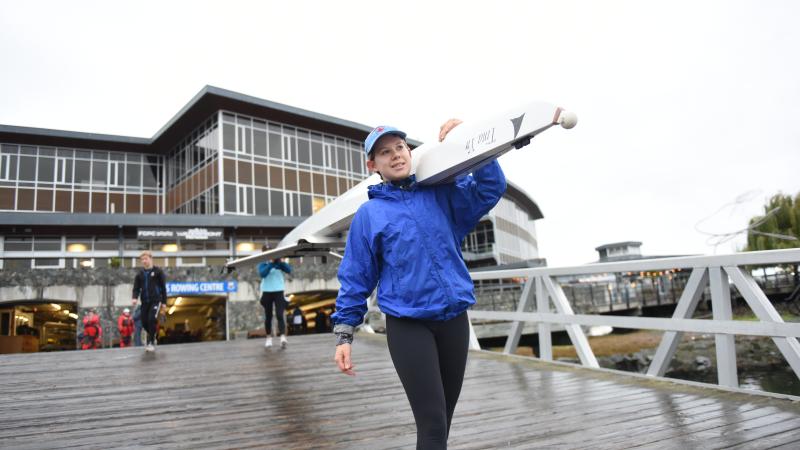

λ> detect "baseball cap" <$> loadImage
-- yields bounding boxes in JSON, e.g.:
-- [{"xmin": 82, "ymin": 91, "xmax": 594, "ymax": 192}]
[{"xmin": 364, "ymin": 126, "xmax": 407, "ymax": 156}]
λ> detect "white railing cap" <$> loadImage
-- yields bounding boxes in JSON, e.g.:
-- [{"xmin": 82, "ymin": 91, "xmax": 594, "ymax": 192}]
[{"xmin": 470, "ymin": 248, "xmax": 800, "ymax": 280}]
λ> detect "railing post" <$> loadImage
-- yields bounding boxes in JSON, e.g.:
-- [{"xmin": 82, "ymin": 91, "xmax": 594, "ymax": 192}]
[
  {"xmin": 503, "ymin": 276, "xmax": 535, "ymax": 355},
  {"xmin": 725, "ymin": 266, "xmax": 800, "ymax": 380},
  {"xmin": 536, "ymin": 276, "xmax": 552, "ymax": 361},
  {"xmin": 647, "ymin": 268, "xmax": 708, "ymax": 377},
  {"xmin": 709, "ymin": 267, "xmax": 738, "ymax": 387},
  {"xmin": 542, "ymin": 276, "xmax": 599, "ymax": 367}
]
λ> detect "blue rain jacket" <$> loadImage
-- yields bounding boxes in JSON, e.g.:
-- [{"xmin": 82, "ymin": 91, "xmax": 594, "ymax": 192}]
[
  {"xmin": 258, "ymin": 261, "xmax": 292, "ymax": 292},
  {"xmin": 332, "ymin": 160, "xmax": 506, "ymax": 327}
]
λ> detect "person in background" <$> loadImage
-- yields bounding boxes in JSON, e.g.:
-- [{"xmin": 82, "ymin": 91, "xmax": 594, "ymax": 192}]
[
  {"xmin": 81, "ymin": 309, "xmax": 102, "ymax": 350},
  {"xmin": 291, "ymin": 307, "xmax": 306, "ymax": 335},
  {"xmin": 314, "ymin": 309, "xmax": 329, "ymax": 333},
  {"xmin": 258, "ymin": 248, "xmax": 292, "ymax": 348},
  {"xmin": 117, "ymin": 308, "xmax": 135, "ymax": 348},
  {"xmin": 131, "ymin": 251, "xmax": 167, "ymax": 352}
]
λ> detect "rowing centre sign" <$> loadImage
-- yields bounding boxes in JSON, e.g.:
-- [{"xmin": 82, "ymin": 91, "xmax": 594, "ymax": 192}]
[
  {"xmin": 137, "ymin": 228, "xmax": 224, "ymax": 240},
  {"xmin": 166, "ymin": 281, "xmax": 238, "ymax": 295}
]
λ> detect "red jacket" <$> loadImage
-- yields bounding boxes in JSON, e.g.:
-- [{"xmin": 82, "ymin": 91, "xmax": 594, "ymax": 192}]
[
  {"xmin": 118, "ymin": 314, "xmax": 134, "ymax": 337},
  {"xmin": 83, "ymin": 315, "xmax": 102, "ymax": 339}
]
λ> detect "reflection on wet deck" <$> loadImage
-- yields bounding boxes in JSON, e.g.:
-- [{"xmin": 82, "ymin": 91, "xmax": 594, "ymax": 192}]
[{"xmin": 1, "ymin": 333, "xmax": 799, "ymax": 449}]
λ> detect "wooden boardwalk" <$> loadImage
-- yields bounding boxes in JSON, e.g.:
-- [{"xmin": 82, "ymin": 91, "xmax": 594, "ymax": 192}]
[{"xmin": 1, "ymin": 333, "xmax": 799, "ymax": 450}]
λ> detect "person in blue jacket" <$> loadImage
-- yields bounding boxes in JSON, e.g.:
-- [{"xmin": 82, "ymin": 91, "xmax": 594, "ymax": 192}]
[
  {"xmin": 332, "ymin": 120, "xmax": 506, "ymax": 449},
  {"xmin": 258, "ymin": 249, "xmax": 292, "ymax": 348}
]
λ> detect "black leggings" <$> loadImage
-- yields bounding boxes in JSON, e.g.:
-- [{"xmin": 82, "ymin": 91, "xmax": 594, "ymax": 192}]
[
  {"xmin": 386, "ymin": 312, "xmax": 469, "ymax": 450},
  {"xmin": 260, "ymin": 291, "xmax": 286, "ymax": 336},
  {"xmin": 141, "ymin": 302, "xmax": 160, "ymax": 345}
]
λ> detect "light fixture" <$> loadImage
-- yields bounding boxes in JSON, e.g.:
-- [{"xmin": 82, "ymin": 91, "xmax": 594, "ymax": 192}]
[
  {"xmin": 175, "ymin": 297, "xmax": 183, "ymax": 305},
  {"xmin": 50, "ymin": 303, "xmax": 61, "ymax": 310},
  {"xmin": 80, "ymin": 260, "xmax": 94, "ymax": 268},
  {"xmin": 67, "ymin": 243, "xmax": 88, "ymax": 252},
  {"xmin": 68, "ymin": 313, "xmax": 78, "ymax": 319},
  {"xmin": 62, "ymin": 309, "xmax": 70, "ymax": 315},
  {"xmin": 236, "ymin": 242, "xmax": 255, "ymax": 252},
  {"xmin": 168, "ymin": 306, "xmax": 176, "ymax": 315},
  {"xmin": 161, "ymin": 243, "xmax": 179, "ymax": 252}
]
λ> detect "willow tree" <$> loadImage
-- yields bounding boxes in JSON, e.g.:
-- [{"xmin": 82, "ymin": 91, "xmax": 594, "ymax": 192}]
[{"xmin": 745, "ymin": 192, "xmax": 800, "ymax": 286}]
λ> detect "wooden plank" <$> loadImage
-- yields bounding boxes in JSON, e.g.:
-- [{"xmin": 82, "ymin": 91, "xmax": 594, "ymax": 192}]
[{"xmin": 1, "ymin": 333, "xmax": 799, "ymax": 449}]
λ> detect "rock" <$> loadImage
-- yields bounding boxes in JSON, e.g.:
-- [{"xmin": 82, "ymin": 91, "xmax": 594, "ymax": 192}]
[{"xmin": 694, "ymin": 356, "xmax": 712, "ymax": 371}]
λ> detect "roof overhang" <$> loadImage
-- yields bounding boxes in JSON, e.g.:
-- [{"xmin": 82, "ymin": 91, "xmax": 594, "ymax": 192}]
[
  {"xmin": 0, "ymin": 85, "xmax": 423, "ymax": 155},
  {"xmin": 504, "ymin": 180, "xmax": 544, "ymax": 220}
]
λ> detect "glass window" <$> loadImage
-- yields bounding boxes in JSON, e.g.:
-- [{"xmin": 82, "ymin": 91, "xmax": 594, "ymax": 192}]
[
  {"xmin": 311, "ymin": 142, "xmax": 323, "ymax": 167},
  {"xmin": 223, "ymin": 123, "xmax": 236, "ymax": 150},
  {"xmin": 4, "ymin": 238, "xmax": 33, "ymax": 251},
  {"xmin": 4, "ymin": 259, "xmax": 31, "ymax": 270},
  {"xmin": 297, "ymin": 138, "xmax": 310, "ymax": 165},
  {"xmin": 91, "ymin": 161, "xmax": 107, "ymax": 185},
  {"xmin": 143, "ymin": 157, "xmax": 159, "ymax": 188},
  {"xmin": 224, "ymin": 184, "xmax": 236, "ymax": 213},
  {"xmin": 33, "ymin": 239, "xmax": 61, "ymax": 251},
  {"xmin": 108, "ymin": 161, "xmax": 121, "ymax": 186},
  {"xmin": 124, "ymin": 239, "xmax": 148, "ymax": 250},
  {"xmin": 351, "ymin": 150, "xmax": 363, "ymax": 175},
  {"xmin": 34, "ymin": 156, "xmax": 52, "ymax": 183},
  {"xmin": 94, "ymin": 239, "xmax": 118, "ymax": 251},
  {"xmin": 336, "ymin": 147, "xmax": 348, "ymax": 173},
  {"xmin": 126, "ymin": 163, "xmax": 141, "ymax": 187},
  {"xmin": 284, "ymin": 136, "xmax": 296, "ymax": 164},
  {"xmin": 1, "ymin": 144, "xmax": 19, "ymax": 154},
  {"xmin": 239, "ymin": 127, "xmax": 252, "ymax": 154},
  {"xmin": 299, "ymin": 194, "xmax": 312, "ymax": 216},
  {"xmin": 293, "ymin": 192, "xmax": 300, "ymax": 216},
  {"xmin": 255, "ymin": 188, "xmax": 269, "ymax": 215},
  {"xmin": 253, "ymin": 129, "xmax": 267, "ymax": 157},
  {"xmin": 92, "ymin": 151, "xmax": 108, "ymax": 161},
  {"xmin": 268, "ymin": 133, "xmax": 282, "ymax": 159},
  {"xmin": 325, "ymin": 145, "xmax": 336, "ymax": 170},
  {"xmin": 270, "ymin": 189, "xmax": 283, "ymax": 215},
  {"xmin": 56, "ymin": 158, "xmax": 72, "ymax": 184},
  {"xmin": 0, "ymin": 154, "xmax": 16, "ymax": 180},
  {"xmin": 18, "ymin": 156, "xmax": 36, "ymax": 181}
]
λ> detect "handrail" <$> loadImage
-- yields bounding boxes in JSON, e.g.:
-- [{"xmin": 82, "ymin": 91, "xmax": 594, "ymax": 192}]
[
  {"xmin": 467, "ymin": 249, "xmax": 800, "ymax": 392},
  {"xmin": 470, "ymin": 248, "xmax": 800, "ymax": 279}
]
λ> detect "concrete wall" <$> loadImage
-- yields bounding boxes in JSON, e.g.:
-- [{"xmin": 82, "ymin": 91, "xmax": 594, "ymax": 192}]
[{"xmin": 0, "ymin": 261, "xmax": 342, "ymax": 342}]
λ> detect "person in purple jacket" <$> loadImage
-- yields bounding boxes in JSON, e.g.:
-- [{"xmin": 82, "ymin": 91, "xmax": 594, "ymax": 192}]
[{"xmin": 332, "ymin": 120, "xmax": 506, "ymax": 449}]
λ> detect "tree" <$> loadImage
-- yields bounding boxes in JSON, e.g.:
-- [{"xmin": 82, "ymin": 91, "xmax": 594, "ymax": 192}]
[{"xmin": 744, "ymin": 192, "xmax": 800, "ymax": 287}]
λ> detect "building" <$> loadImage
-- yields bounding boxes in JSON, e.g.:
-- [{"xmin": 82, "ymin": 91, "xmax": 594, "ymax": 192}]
[
  {"xmin": 0, "ymin": 86, "xmax": 544, "ymax": 352},
  {"xmin": 594, "ymin": 241, "xmax": 643, "ymax": 262}
]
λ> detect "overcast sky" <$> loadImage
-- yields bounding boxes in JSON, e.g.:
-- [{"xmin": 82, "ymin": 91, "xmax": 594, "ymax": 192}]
[{"xmin": 1, "ymin": 0, "xmax": 798, "ymax": 266}]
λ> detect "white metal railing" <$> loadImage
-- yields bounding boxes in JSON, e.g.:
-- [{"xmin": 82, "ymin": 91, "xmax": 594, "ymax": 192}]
[{"xmin": 466, "ymin": 248, "xmax": 800, "ymax": 390}]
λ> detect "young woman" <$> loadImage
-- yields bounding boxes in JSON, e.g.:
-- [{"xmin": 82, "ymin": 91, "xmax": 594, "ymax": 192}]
[{"xmin": 332, "ymin": 120, "xmax": 506, "ymax": 449}]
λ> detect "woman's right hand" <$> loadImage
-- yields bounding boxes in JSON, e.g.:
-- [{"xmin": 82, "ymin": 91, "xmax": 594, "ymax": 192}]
[{"xmin": 335, "ymin": 344, "xmax": 356, "ymax": 376}]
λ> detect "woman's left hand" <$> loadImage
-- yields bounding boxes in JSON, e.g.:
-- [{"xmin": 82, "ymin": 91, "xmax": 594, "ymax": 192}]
[{"xmin": 439, "ymin": 118, "xmax": 463, "ymax": 142}]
